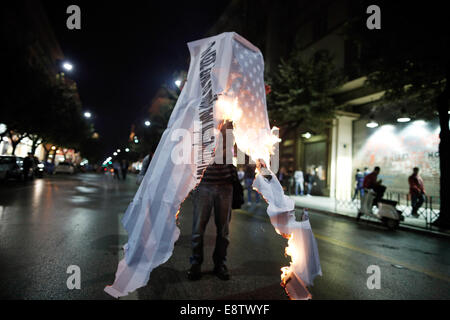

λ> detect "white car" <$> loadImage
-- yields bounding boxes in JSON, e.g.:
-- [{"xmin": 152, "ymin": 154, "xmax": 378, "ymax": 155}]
[{"xmin": 54, "ymin": 162, "xmax": 75, "ymax": 174}]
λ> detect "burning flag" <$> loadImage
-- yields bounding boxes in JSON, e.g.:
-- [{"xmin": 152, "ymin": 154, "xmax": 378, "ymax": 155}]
[{"xmin": 104, "ymin": 32, "xmax": 321, "ymax": 299}]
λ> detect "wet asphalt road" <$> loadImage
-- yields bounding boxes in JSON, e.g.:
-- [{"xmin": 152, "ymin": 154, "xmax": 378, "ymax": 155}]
[{"xmin": 0, "ymin": 173, "xmax": 449, "ymax": 300}]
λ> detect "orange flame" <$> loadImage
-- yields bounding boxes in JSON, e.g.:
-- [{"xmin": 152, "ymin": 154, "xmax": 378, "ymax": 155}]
[{"xmin": 280, "ymin": 233, "xmax": 296, "ymax": 292}]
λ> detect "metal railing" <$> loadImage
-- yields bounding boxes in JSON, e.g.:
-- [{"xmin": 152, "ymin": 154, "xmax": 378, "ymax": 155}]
[{"xmin": 336, "ymin": 191, "xmax": 440, "ymax": 230}]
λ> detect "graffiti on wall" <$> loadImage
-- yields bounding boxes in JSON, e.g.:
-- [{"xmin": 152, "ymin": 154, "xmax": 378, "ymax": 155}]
[{"xmin": 354, "ymin": 121, "xmax": 440, "ymax": 196}]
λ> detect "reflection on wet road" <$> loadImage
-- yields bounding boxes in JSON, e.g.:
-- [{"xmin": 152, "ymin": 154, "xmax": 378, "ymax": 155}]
[{"xmin": 0, "ymin": 173, "xmax": 449, "ymax": 299}]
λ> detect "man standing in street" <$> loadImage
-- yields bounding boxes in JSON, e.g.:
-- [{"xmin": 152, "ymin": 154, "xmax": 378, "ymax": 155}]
[
  {"xmin": 408, "ymin": 167, "xmax": 426, "ymax": 218},
  {"xmin": 188, "ymin": 120, "xmax": 235, "ymax": 281}
]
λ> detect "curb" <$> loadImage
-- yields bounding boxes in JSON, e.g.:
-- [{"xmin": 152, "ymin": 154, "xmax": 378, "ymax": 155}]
[{"xmin": 294, "ymin": 204, "xmax": 450, "ymax": 240}]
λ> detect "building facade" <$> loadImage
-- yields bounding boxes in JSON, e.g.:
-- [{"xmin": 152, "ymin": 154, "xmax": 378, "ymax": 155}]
[{"xmin": 207, "ymin": 0, "xmax": 441, "ymax": 200}]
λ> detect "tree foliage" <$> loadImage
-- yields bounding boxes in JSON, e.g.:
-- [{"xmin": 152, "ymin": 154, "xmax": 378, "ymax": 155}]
[
  {"xmin": 267, "ymin": 49, "xmax": 345, "ymax": 132},
  {"xmin": 2, "ymin": 21, "xmax": 98, "ymax": 162},
  {"xmin": 343, "ymin": 0, "xmax": 448, "ymax": 119}
]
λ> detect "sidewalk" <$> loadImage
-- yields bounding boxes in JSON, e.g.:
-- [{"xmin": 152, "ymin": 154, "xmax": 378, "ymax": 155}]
[{"xmin": 290, "ymin": 195, "xmax": 450, "ymax": 238}]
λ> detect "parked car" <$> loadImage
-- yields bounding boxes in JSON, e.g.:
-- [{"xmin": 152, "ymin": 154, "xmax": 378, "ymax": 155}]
[
  {"xmin": 54, "ymin": 162, "xmax": 75, "ymax": 174},
  {"xmin": 0, "ymin": 155, "xmax": 30, "ymax": 181}
]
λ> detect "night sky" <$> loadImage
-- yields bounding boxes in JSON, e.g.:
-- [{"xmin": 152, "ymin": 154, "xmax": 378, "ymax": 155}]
[{"xmin": 43, "ymin": 0, "xmax": 230, "ymax": 158}]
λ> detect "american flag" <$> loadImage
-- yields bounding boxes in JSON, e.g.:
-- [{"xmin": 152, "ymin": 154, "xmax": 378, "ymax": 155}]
[{"xmin": 104, "ymin": 32, "xmax": 319, "ymax": 299}]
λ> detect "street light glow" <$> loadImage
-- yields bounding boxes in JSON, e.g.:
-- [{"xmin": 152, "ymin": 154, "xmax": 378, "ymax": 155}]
[
  {"xmin": 145, "ymin": 120, "xmax": 151, "ymax": 127},
  {"xmin": 125, "ymin": 148, "xmax": 130, "ymax": 152},
  {"xmin": 113, "ymin": 152, "xmax": 117, "ymax": 156},
  {"xmin": 175, "ymin": 80, "xmax": 181, "ymax": 87},
  {"xmin": 63, "ymin": 62, "xmax": 73, "ymax": 71},
  {"xmin": 397, "ymin": 117, "xmax": 411, "ymax": 123},
  {"xmin": 366, "ymin": 121, "xmax": 379, "ymax": 128},
  {"xmin": 117, "ymin": 149, "xmax": 121, "ymax": 153},
  {"xmin": 302, "ymin": 132, "xmax": 312, "ymax": 139},
  {"xmin": 84, "ymin": 112, "xmax": 92, "ymax": 118}
]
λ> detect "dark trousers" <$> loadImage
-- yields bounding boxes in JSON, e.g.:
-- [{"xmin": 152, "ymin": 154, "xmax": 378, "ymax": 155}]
[
  {"xmin": 190, "ymin": 183, "xmax": 233, "ymax": 266},
  {"xmin": 306, "ymin": 182, "xmax": 312, "ymax": 195},
  {"xmin": 411, "ymin": 193, "xmax": 425, "ymax": 215},
  {"xmin": 352, "ymin": 186, "xmax": 364, "ymax": 200},
  {"xmin": 245, "ymin": 178, "xmax": 259, "ymax": 203},
  {"xmin": 372, "ymin": 184, "xmax": 386, "ymax": 206}
]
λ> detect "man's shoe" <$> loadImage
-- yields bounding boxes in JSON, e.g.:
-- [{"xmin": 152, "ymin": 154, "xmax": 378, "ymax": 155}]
[
  {"xmin": 187, "ymin": 264, "xmax": 202, "ymax": 281},
  {"xmin": 214, "ymin": 264, "xmax": 230, "ymax": 281}
]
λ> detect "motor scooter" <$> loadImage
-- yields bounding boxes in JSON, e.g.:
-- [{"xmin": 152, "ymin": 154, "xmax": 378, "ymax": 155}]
[{"xmin": 357, "ymin": 189, "xmax": 404, "ymax": 230}]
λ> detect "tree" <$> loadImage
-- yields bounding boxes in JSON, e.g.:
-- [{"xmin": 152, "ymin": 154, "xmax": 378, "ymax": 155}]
[
  {"xmin": 132, "ymin": 84, "xmax": 179, "ymax": 157},
  {"xmin": 3, "ymin": 4, "xmax": 95, "ymax": 162},
  {"xmin": 344, "ymin": 0, "xmax": 450, "ymax": 228},
  {"xmin": 267, "ymin": 49, "xmax": 345, "ymax": 135}
]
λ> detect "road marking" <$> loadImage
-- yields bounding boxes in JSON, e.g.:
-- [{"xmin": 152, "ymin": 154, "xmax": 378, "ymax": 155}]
[{"xmin": 236, "ymin": 209, "xmax": 450, "ymax": 283}]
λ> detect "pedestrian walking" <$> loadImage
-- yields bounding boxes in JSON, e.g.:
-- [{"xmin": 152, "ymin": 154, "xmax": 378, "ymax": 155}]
[
  {"xmin": 121, "ymin": 159, "xmax": 129, "ymax": 180},
  {"xmin": 244, "ymin": 163, "xmax": 259, "ymax": 205},
  {"xmin": 188, "ymin": 120, "xmax": 234, "ymax": 281},
  {"xmin": 352, "ymin": 169, "xmax": 365, "ymax": 201},
  {"xmin": 294, "ymin": 169, "xmax": 304, "ymax": 196},
  {"xmin": 112, "ymin": 160, "xmax": 122, "ymax": 180},
  {"xmin": 408, "ymin": 167, "xmax": 426, "ymax": 218}
]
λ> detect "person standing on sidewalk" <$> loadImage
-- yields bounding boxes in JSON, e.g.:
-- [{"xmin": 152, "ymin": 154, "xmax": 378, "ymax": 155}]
[
  {"xmin": 188, "ymin": 120, "xmax": 235, "ymax": 281},
  {"xmin": 305, "ymin": 169, "xmax": 315, "ymax": 196},
  {"xmin": 408, "ymin": 167, "xmax": 426, "ymax": 218},
  {"xmin": 352, "ymin": 169, "xmax": 365, "ymax": 201},
  {"xmin": 294, "ymin": 169, "xmax": 304, "ymax": 196}
]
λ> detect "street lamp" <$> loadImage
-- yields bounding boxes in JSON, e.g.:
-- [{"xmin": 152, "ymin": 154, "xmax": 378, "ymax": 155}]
[
  {"xmin": 397, "ymin": 117, "xmax": 411, "ymax": 123},
  {"xmin": 366, "ymin": 121, "xmax": 379, "ymax": 128},
  {"xmin": 302, "ymin": 132, "xmax": 312, "ymax": 139},
  {"xmin": 117, "ymin": 149, "xmax": 121, "ymax": 153},
  {"xmin": 125, "ymin": 148, "xmax": 130, "ymax": 152},
  {"xmin": 144, "ymin": 120, "xmax": 151, "ymax": 127},
  {"xmin": 84, "ymin": 111, "xmax": 92, "ymax": 119},
  {"xmin": 175, "ymin": 80, "xmax": 181, "ymax": 87},
  {"xmin": 113, "ymin": 152, "xmax": 117, "ymax": 156},
  {"xmin": 366, "ymin": 115, "xmax": 378, "ymax": 128},
  {"xmin": 63, "ymin": 62, "xmax": 73, "ymax": 71}
]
